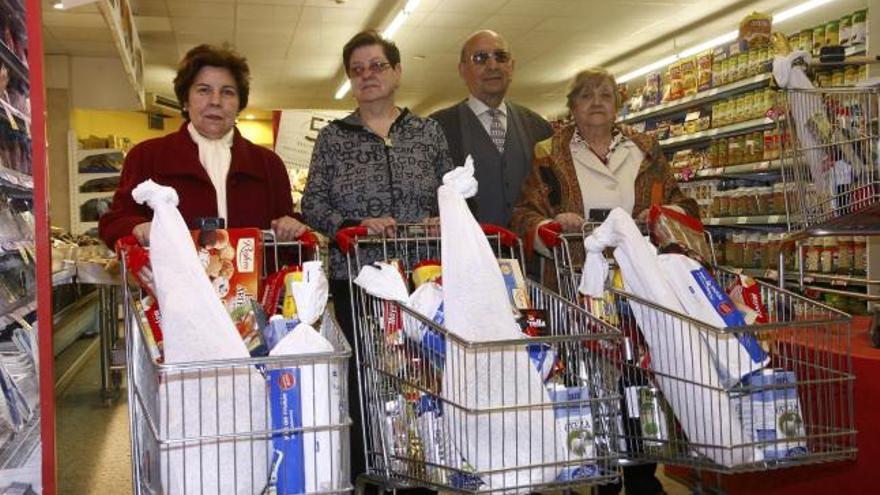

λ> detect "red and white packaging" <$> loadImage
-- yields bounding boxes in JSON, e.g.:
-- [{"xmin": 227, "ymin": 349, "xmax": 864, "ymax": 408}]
[{"xmin": 726, "ymin": 274, "xmax": 769, "ymax": 324}]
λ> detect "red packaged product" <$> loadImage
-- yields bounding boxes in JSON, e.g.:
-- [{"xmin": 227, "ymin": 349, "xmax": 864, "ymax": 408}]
[{"xmin": 726, "ymin": 274, "xmax": 769, "ymax": 324}]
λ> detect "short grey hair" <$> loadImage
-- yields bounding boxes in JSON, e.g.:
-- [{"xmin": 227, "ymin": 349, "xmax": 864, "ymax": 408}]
[{"xmin": 566, "ymin": 67, "xmax": 619, "ymax": 111}]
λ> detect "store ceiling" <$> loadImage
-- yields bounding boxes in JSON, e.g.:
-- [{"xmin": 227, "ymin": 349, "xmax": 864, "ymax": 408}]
[{"xmin": 42, "ymin": 0, "xmax": 866, "ymax": 118}]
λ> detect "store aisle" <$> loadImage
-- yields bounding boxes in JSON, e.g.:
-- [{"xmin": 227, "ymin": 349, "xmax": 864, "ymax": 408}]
[{"xmin": 56, "ymin": 342, "xmax": 131, "ymax": 494}]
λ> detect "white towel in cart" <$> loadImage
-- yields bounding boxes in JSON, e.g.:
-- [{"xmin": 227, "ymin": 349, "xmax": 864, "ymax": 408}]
[
  {"xmin": 132, "ymin": 179, "xmax": 268, "ymax": 494},
  {"xmin": 578, "ymin": 208, "xmax": 756, "ymax": 467},
  {"xmin": 438, "ymin": 157, "xmax": 565, "ymax": 492}
]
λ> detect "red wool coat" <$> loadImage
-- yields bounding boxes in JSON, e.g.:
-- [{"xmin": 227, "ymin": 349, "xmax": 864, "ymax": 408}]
[{"xmin": 98, "ymin": 123, "xmax": 294, "ymax": 248}]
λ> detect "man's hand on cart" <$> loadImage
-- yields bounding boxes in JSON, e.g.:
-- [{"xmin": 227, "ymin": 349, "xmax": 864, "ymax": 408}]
[
  {"xmin": 132, "ymin": 221, "xmax": 151, "ymax": 246},
  {"xmin": 271, "ymin": 215, "xmax": 309, "ymax": 241},
  {"xmin": 423, "ymin": 216, "xmax": 440, "ymax": 236},
  {"xmin": 361, "ymin": 216, "xmax": 397, "ymax": 237},
  {"xmin": 554, "ymin": 212, "xmax": 585, "ymax": 233}
]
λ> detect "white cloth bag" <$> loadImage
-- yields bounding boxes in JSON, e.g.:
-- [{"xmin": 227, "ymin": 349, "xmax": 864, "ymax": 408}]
[
  {"xmin": 578, "ymin": 208, "xmax": 752, "ymax": 466},
  {"xmin": 439, "ymin": 157, "xmax": 563, "ymax": 491},
  {"xmin": 132, "ymin": 179, "xmax": 267, "ymax": 494}
]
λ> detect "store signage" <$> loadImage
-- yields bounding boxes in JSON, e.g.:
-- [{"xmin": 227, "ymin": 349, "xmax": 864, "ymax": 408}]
[{"xmin": 274, "ymin": 109, "xmax": 350, "ymax": 171}]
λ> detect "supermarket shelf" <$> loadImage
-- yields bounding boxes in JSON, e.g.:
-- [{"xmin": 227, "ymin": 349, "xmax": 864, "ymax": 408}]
[
  {"xmin": 52, "ymin": 266, "xmax": 76, "ymax": 286},
  {"xmin": 619, "ymin": 73, "xmax": 772, "ymax": 124},
  {"xmin": 787, "ymin": 203, "xmax": 880, "ymax": 240},
  {"xmin": 705, "ymin": 214, "xmax": 787, "ymax": 226},
  {"xmin": 0, "ymin": 411, "xmax": 40, "ymax": 470},
  {"xmin": 0, "ymin": 98, "xmax": 29, "ymax": 127},
  {"xmin": 75, "ymin": 171, "xmax": 120, "ymax": 180},
  {"xmin": 659, "ymin": 117, "xmax": 775, "ymax": 148},
  {"xmin": 77, "ymin": 148, "xmax": 122, "ymax": 158},
  {"xmin": 0, "ymin": 41, "xmax": 28, "ymax": 81},
  {"xmin": 675, "ymin": 160, "xmax": 781, "ymax": 180},
  {"xmin": 724, "ymin": 266, "xmax": 876, "ymax": 288},
  {"xmin": 77, "ymin": 191, "xmax": 115, "ymax": 201}
]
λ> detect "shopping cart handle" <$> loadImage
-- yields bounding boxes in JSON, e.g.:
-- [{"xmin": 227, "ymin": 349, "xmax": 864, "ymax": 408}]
[
  {"xmin": 335, "ymin": 226, "xmax": 369, "ymax": 254},
  {"xmin": 297, "ymin": 230, "xmax": 319, "ymax": 250},
  {"xmin": 537, "ymin": 222, "xmax": 563, "ymax": 248},
  {"xmin": 480, "ymin": 223, "xmax": 518, "ymax": 247},
  {"xmin": 114, "ymin": 235, "xmax": 140, "ymax": 257}
]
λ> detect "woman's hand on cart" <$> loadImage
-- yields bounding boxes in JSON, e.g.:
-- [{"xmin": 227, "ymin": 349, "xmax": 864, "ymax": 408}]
[
  {"xmin": 554, "ymin": 212, "xmax": 585, "ymax": 233},
  {"xmin": 271, "ymin": 215, "xmax": 309, "ymax": 241},
  {"xmin": 132, "ymin": 221, "xmax": 151, "ymax": 246},
  {"xmin": 361, "ymin": 216, "xmax": 397, "ymax": 236}
]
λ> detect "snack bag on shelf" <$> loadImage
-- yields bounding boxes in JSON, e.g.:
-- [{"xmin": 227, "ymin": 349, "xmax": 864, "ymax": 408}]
[
  {"xmin": 739, "ymin": 12, "xmax": 772, "ymax": 48},
  {"xmin": 667, "ymin": 62, "xmax": 684, "ymax": 101},
  {"xmin": 697, "ymin": 51, "xmax": 714, "ymax": 91},
  {"xmin": 680, "ymin": 58, "xmax": 698, "ymax": 97}
]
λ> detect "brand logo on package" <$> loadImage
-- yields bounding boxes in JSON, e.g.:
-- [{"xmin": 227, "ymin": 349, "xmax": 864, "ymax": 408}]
[
  {"xmin": 278, "ymin": 371, "xmax": 297, "ymax": 391},
  {"xmin": 237, "ymin": 238, "xmax": 256, "ymax": 273}
]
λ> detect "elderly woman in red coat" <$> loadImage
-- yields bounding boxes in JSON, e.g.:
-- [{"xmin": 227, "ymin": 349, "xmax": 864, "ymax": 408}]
[{"xmin": 99, "ymin": 44, "xmax": 306, "ymax": 248}]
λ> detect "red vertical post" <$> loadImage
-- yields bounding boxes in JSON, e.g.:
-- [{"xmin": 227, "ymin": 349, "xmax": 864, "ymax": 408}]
[{"xmin": 25, "ymin": 0, "xmax": 56, "ymax": 493}]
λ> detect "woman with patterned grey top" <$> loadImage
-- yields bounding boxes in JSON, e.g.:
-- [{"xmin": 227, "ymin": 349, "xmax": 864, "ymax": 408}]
[{"xmin": 300, "ymin": 30, "xmax": 453, "ymax": 494}]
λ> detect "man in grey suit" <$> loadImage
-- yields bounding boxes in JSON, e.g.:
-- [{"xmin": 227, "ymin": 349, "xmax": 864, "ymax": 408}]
[{"xmin": 430, "ymin": 30, "xmax": 553, "ymax": 227}]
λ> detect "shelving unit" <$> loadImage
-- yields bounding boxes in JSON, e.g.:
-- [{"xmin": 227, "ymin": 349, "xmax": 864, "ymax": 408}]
[
  {"xmin": 704, "ymin": 215, "xmax": 787, "ymax": 226},
  {"xmin": 67, "ymin": 132, "xmax": 124, "ymax": 235},
  {"xmin": 659, "ymin": 117, "xmax": 775, "ymax": 148},
  {"xmin": 619, "ymin": 73, "xmax": 772, "ymax": 124},
  {"xmin": 675, "ymin": 160, "xmax": 780, "ymax": 180},
  {"xmin": 0, "ymin": 0, "xmax": 45, "ymax": 490}
]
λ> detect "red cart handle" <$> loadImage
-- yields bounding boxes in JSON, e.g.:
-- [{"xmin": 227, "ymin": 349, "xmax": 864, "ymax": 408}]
[
  {"xmin": 335, "ymin": 226, "xmax": 370, "ymax": 254},
  {"xmin": 537, "ymin": 221, "xmax": 564, "ymax": 248},
  {"xmin": 296, "ymin": 230, "xmax": 319, "ymax": 251},
  {"xmin": 480, "ymin": 223, "xmax": 518, "ymax": 248}
]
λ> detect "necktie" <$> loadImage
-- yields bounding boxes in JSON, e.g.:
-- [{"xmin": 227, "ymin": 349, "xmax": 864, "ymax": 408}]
[{"xmin": 488, "ymin": 108, "xmax": 505, "ymax": 152}]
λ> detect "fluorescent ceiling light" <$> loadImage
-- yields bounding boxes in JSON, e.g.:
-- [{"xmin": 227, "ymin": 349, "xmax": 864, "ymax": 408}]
[
  {"xmin": 334, "ymin": 80, "xmax": 352, "ymax": 100},
  {"xmin": 334, "ymin": 0, "xmax": 422, "ymax": 100},
  {"xmin": 616, "ymin": 0, "xmax": 837, "ymax": 83},
  {"xmin": 53, "ymin": 2, "xmax": 64, "ymax": 9}
]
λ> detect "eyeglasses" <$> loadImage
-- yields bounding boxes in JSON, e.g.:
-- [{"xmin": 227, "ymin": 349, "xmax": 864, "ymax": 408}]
[
  {"xmin": 469, "ymin": 50, "xmax": 511, "ymax": 65},
  {"xmin": 348, "ymin": 61, "xmax": 393, "ymax": 78}
]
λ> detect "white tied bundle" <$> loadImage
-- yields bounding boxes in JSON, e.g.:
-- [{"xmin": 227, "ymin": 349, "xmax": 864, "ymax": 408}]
[
  {"xmin": 132, "ymin": 179, "xmax": 267, "ymax": 494},
  {"xmin": 438, "ymin": 157, "xmax": 563, "ymax": 491},
  {"xmin": 578, "ymin": 208, "xmax": 761, "ymax": 466}
]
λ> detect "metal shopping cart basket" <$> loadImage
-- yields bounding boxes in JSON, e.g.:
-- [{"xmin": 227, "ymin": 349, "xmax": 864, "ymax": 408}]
[
  {"xmin": 121, "ymin": 230, "xmax": 353, "ymax": 495},
  {"xmin": 336, "ymin": 223, "xmax": 625, "ymax": 494},
  {"xmin": 776, "ymin": 86, "xmax": 879, "ymax": 235},
  {"xmin": 537, "ymin": 222, "xmax": 856, "ymax": 475}
]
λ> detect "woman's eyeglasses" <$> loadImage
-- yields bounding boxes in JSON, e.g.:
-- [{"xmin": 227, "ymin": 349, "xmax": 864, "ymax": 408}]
[
  {"xmin": 349, "ymin": 61, "xmax": 393, "ymax": 77},
  {"xmin": 469, "ymin": 50, "xmax": 511, "ymax": 65}
]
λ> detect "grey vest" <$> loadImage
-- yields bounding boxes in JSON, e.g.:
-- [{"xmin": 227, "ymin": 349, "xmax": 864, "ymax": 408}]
[{"xmin": 458, "ymin": 103, "xmax": 531, "ymax": 227}]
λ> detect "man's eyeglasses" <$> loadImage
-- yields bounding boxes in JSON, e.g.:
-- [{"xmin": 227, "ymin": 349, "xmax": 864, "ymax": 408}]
[
  {"xmin": 469, "ymin": 50, "xmax": 511, "ymax": 65},
  {"xmin": 349, "ymin": 61, "xmax": 393, "ymax": 77}
]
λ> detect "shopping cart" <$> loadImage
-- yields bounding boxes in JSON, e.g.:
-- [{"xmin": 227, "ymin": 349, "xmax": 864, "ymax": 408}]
[
  {"xmin": 538, "ymin": 223, "xmax": 856, "ymax": 475},
  {"xmin": 121, "ymin": 230, "xmax": 353, "ymax": 495},
  {"xmin": 336, "ymin": 223, "xmax": 625, "ymax": 493},
  {"xmin": 776, "ymin": 86, "xmax": 879, "ymax": 235}
]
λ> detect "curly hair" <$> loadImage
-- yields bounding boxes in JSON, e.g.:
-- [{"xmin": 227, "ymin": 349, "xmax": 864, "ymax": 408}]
[
  {"xmin": 173, "ymin": 44, "xmax": 250, "ymax": 119},
  {"xmin": 566, "ymin": 67, "xmax": 619, "ymax": 111}
]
